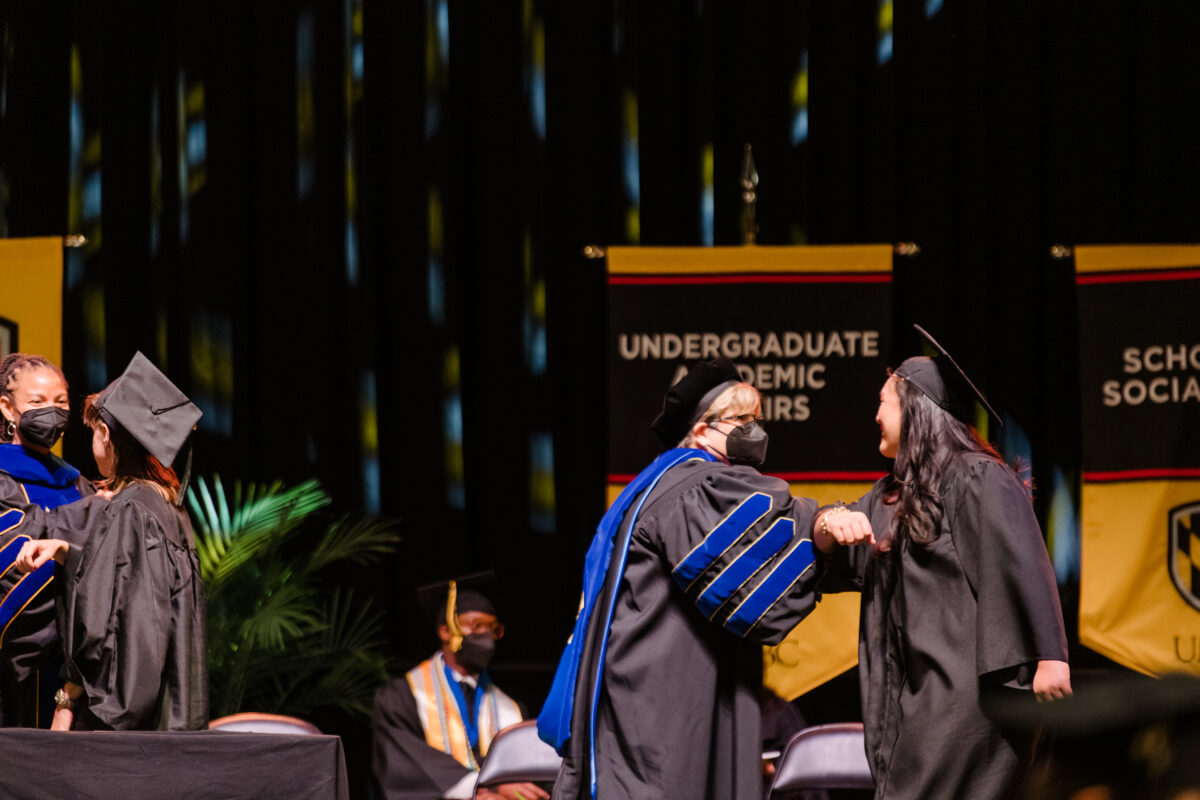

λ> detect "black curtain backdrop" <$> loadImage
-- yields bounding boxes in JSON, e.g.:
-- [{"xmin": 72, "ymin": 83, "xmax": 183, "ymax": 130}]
[{"xmin": 3, "ymin": 0, "xmax": 1200, "ymax": 795}]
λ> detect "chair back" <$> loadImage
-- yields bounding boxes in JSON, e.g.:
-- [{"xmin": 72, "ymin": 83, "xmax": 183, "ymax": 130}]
[
  {"xmin": 768, "ymin": 722, "xmax": 874, "ymax": 797},
  {"xmin": 208, "ymin": 712, "xmax": 322, "ymax": 735},
  {"xmin": 473, "ymin": 720, "xmax": 561, "ymax": 796}
]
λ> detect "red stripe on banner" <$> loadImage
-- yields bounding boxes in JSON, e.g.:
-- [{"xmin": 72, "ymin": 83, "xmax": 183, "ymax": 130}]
[
  {"xmin": 1075, "ymin": 267, "xmax": 1200, "ymax": 285},
  {"xmin": 608, "ymin": 273, "xmax": 893, "ymax": 286},
  {"xmin": 608, "ymin": 471, "xmax": 888, "ymax": 484},
  {"xmin": 1083, "ymin": 468, "xmax": 1200, "ymax": 482},
  {"xmin": 769, "ymin": 471, "xmax": 889, "ymax": 482}
]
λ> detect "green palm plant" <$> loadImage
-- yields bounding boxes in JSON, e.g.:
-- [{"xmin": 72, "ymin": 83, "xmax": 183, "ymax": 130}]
[{"xmin": 187, "ymin": 475, "xmax": 401, "ymax": 721}]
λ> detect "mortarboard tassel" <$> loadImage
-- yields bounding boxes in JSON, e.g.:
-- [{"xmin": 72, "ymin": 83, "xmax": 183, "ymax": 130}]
[{"xmin": 445, "ymin": 580, "xmax": 465, "ymax": 652}]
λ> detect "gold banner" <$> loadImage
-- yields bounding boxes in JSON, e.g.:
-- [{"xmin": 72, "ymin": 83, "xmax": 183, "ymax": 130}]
[
  {"xmin": 1075, "ymin": 243, "xmax": 1200, "ymax": 273},
  {"xmin": 764, "ymin": 481, "xmax": 870, "ymax": 701},
  {"xmin": 1075, "ymin": 243, "xmax": 1200, "ymax": 677},
  {"xmin": 0, "ymin": 237, "xmax": 64, "ymax": 365},
  {"xmin": 1080, "ymin": 480, "xmax": 1200, "ymax": 675},
  {"xmin": 607, "ymin": 244, "xmax": 895, "ymax": 275}
]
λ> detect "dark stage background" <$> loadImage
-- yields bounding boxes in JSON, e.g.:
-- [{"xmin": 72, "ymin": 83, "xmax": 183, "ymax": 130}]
[{"xmin": 3, "ymin": 0, "xmax": 1199, "ymax": 794}]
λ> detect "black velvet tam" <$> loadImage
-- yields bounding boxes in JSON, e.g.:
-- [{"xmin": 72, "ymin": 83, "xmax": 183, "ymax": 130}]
[{"xmin": 650, "ymin": 357, "xmax": 742, "ymax": 447}]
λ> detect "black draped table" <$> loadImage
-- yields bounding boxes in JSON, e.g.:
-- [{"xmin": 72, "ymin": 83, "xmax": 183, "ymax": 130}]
[{"xmin": 0, "ymin": 728, "xmax": 349, "ymax": 799}]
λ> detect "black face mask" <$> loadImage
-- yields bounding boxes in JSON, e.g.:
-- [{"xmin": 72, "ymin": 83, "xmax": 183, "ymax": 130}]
[
  {"xmin": 17, "ymin": 406, "xmax": 70, "ymax": 449},
  {"xmin": 721, "ymin": 421, "xmax": 769, "ymax": 467},
  {"xmin": 456, "ymin": 632, "xmax": 496, "ymax": 673}
]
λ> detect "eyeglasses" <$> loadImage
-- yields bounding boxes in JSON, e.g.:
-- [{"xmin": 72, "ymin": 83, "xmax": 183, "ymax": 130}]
[
  {"xmin": 709, "ymin": 413, "xmax": 763, "ymax": 426},
  {"xmin": 459, "ymin": 619, "xmax": 505, "ymax": 639}
]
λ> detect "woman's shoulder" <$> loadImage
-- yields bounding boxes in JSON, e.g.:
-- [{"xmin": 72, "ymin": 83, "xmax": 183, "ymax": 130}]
[
  {"xmin": 110, "ymin": 482, "xmax": 176, "ymax": 516},
  {"xmin": 947, "ymin": 449, "xmax": 1005, "ymax": 477},
  {"xmin": 943, "ymin": 450, "xmax": 1031, "ymax": 502},
  {"xmin": 0, "ymin": 444, "xmax": 33, "ymax": 479},
  {"xmin": 676, "ymin": 460, "xmax": 795, "ymax": 503},
  {"xmin": 114, "ymin": 483, "xmax": 192, "ymax": 540}
]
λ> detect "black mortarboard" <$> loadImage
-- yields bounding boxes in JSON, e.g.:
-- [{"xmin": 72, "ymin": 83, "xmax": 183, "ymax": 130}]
[
  {"xmin": 894, "ymin": 324, "xmax": 1002, "ymax": 428},
  {"xmin": 416, "ymin": 570, "xmax": 499, "ymax": 627},
  {"xmin": 416, "ymin": 571, "xmax": 499, "ymax": 651},
  {"xmin": 650, "ymin": 357, "xmax": 743, "ymax": 447},
  {"xmin": 95, "ymin": 351, "xmax": 203, "ymax": 466}
]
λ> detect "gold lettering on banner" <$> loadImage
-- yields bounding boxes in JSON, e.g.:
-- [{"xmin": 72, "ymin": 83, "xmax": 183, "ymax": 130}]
[{"xmin": 1175, "ymin": 635, "xmax": 1198, "ymax": 663}]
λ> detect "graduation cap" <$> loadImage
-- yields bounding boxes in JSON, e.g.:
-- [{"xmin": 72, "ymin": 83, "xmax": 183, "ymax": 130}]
[
  {"xmin": 95, "ymin": 351, "xmax": 203, "ymax": 466},
  {"xmin": 893, "ymin": 324, "xmax": 1002, "ymax": 428},
  {"xmin": 416, "ymin": 570, "xmax": 500, "ymax": 651},
  {"xmin": 650, "ymin": 357, "xmax": 743, "ymax": 448}
]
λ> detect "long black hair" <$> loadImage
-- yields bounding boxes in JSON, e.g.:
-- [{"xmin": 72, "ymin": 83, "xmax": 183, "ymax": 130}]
[{"xmin": 886, "ymin": 375, "xmax": 1002, "ymax": 546}]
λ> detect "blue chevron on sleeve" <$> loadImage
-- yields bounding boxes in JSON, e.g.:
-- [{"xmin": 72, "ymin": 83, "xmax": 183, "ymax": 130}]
[
  {"xmin": 695, "ymin": 517, "xmax": 793, "ymax": 619},
  {"xmin": 0, "ymin": 518, "xmax": 54, "ymax": 647},
  {"xmin": 722, "ymin": 538, "xmax": 815, "ymax": 637},
  {"xmin": 0, "ymin": 525, "xmax": 30, "ymax": 578},
  {"xmin": 672, "ymin": 493, "xmax": 771, "ymax": 591},
  {"xmin": 0, "ymin": 508, "xmax": 24, "ymax": 538}
]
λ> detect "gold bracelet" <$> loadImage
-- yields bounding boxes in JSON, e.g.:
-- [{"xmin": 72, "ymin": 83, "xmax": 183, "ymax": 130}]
[
  {"xmin": 820, "ymin": 506, "xmax": 850, "ymax": 537},
  {"xmin": 53, "ymin": 688, "xmax": 76, "ymax": 710}
]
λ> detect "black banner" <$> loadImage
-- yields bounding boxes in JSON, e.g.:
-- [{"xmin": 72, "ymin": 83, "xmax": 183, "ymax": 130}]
[
  {"xmin": 1076, "ymin": 260, "xmax": 1200, "ymax": 477},
  {"xmin": 607, "ymin": 247, "xmax": 893, "ymax": 480}
]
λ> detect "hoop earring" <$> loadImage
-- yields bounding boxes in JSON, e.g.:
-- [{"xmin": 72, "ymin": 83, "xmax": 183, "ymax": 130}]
[{"xmin": 4, "ymin": 420, "xmax": 13, "ymax": 438}]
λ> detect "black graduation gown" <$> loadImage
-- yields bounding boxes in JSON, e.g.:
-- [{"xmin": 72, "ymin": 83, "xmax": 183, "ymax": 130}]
[
  {"xmin": 371, "ymin": 676, "xmax": 477, "ymax": 800},
  {"xmin": 54, "ymin": 483, "xmax": 208, "ymax": 730},
  {"xmin": 820, "ymin": 452, "xmax": 1069, "ymax": 800},
  {"xmin": 0, "ymin": 464, "xmax": 94, "ymax": 727},
  {"xmin": 553, "ymin": 460, "xmax": 821, "ymax": 800}
]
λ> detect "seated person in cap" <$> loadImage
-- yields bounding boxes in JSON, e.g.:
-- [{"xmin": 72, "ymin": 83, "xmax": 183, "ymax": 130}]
[
  {"xmin": 372, "ymin": 583, "xmax": 548, "ymax": 800},
  {"xmin": 540, "ymin": 358, "xmax": 870, "ymax": 800},
  {"xmin": 816, "ymin": 326, "xmax": 1070, "ymax": 800},
  {"xmin": 15, "ymin": 352, "xmax": 208, "ymax": 731}
]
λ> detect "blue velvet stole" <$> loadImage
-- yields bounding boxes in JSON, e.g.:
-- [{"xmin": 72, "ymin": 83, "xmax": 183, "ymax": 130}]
[
  {"xmin": 536, "ymin": 447, "xmax": 716, "ymax": 797},
  {"xmin": 442, "ymin": 662, "xmax": 490, "ymax": 750},
  {"xmin": 0, "ymin": 444, "xmax": 84, "ymax": 510}
]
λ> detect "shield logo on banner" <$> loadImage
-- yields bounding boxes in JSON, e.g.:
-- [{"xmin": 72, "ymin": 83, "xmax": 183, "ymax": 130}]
[{"xmin": 1169, "ymin": 502, "xmax": 1200, "ymax": 612}]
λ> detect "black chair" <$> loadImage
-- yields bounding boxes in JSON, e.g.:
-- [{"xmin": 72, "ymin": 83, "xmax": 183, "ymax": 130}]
[
  {"xmin": 767, "ymin": 722, "xmax": 874, "ymax": 798},
  {"xmin": 473, "ymin": 720, "xmax": 562, "ymax": 798}
]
